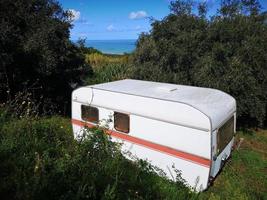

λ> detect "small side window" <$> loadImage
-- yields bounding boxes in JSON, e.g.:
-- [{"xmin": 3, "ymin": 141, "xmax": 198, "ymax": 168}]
[
  {"xmin": 217, "ymin": 116, "xmax": 234, "ymax": 154},
  {"xmin": 81, "ymin": 105, "xmax": 99, "ymax": 123},
  {"xmin": 114, "ymin": 112, "xmax": 130, "ymax": 133}
]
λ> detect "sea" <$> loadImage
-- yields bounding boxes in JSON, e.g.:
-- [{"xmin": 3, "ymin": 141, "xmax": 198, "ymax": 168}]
[{"xmin": 85, "ymin": 39, "xmax": 136, "ymax": 55}]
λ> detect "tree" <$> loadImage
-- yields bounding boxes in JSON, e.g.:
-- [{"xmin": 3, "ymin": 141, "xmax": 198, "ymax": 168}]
[
  {"xmin": 0, "ymin": 0, "xmax": 91, "ymax": 114},
  {"xmin": 241, "ymin": 0, "xmax": 261, "ymax": 15},
  {"xmin": 133, "ymin": 0, "xmax": 267, "ymax": 127},
  {"xmin": 169, "ymin": 0, "xmax": 193, "ymax": 16},
  {"xmin": 198, "ymin": 1, "xmax": 207, "ymax": 18},
  {"xmin": 220, "ymin": 0, "xmax": 241, "ymax": 17}
]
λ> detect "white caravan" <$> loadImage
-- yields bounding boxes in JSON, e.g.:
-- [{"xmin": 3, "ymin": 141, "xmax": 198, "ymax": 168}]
[{"xmin": 71, "ymin": 79, "xmax": 236, "ymax": 191}]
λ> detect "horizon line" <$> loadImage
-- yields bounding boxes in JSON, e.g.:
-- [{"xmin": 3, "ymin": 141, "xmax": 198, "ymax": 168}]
[{"xmin": 72, "ymin": 38, "xmax": 137, "ymax": 41}]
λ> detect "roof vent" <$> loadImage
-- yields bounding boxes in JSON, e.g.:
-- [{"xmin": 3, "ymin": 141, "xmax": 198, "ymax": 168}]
[{"xmin": 157, "ymin": 86, "xmax": 178, "ymax": 92}]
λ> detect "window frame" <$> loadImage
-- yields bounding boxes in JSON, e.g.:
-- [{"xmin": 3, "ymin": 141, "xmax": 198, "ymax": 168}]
[
  {"xmin": 81, "ymin": 105, "xmax": 99, "ymax": 124},
  {"xmin": 216, "ymin": 116, "xmax": 235, "ymax": 155},
  {"xmin": 114, "ymin": 112, "xmax": 130, "ymax": 133}
]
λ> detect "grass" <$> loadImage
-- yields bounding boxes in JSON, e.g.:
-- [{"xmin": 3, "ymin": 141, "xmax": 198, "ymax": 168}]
[
  {"xmin": 85, "ymin": 53, "xmax": 131, "ymax": 68},
  {"xmin": 0, "ymin": 110, "xmax": 266, "ymax": 199},
  {"xmin": 86, "ymin": 63, "xmax": 133, "ymax": 85},
  {"xmin": 0, "ymin": 115, "xmax": 196, "ymax": 199},
  {"xmin": 200, "ymin": 129, "xmax": 267, "ymax": 200},
  {"xmin": 85, "ymin": 52, "xmax": 134, "ymax": 85}
]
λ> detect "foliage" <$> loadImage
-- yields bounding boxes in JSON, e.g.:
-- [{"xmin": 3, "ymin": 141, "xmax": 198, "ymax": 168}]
[
  {"xmin": 0, "ymin": 115, "xmax": 197, "ymax": 200},
  {"xmin": 85, "ymin": 51, "xmax": 134, "ymax": 86},
  {"xmin": 86, "ymin": 63, "xmax": 134, "ymax": 85},
  {"xmin": 0, "ymin": 0, "xmax": 91, "ymax": 114},
  {"xmin": 85, "ymin": 53, "xmax": 131, "ymax": 68},
  {"xmin": 133, "ymin": 0, "xmax": 267, "ymax": 127},
  {"xmin": 1, "ymin": 112, "xmax": 266, "ymax": 199}
]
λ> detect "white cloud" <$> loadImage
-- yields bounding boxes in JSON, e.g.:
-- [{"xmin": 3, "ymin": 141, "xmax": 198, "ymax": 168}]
[
  {"xmin": 129, "ymin": 11, "xmax": 148, "ymax": 19},
  {"xmin": 68, "ymin": 9, "xmax": 80, "ymax": 21},
  {"xmin": 106, "ymin": 24, "xmax": 115, "ymax": 31}
]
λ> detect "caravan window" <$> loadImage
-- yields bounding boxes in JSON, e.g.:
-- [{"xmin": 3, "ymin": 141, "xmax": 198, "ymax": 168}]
[
  {"xmin": 114, "ymin": 112, "xmax": 129, "ymax": 133},
  {"xmin": 217, "ymin": 116, "xmax": 234, "ymax": 154},
  {"xmin": 81, "ymin": 105, "xmax": 99, "ymax": 123}
]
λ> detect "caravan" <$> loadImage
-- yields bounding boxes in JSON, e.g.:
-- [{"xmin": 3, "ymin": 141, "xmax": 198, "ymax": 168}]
[{"xmin": 71, "ymin": 79, "xmax": 236, "ymax": 191}]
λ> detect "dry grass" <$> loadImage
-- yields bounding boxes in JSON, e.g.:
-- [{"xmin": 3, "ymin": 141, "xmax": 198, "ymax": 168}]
[{"xmin": 85, "ymin": 53, "xmax": 130, "ymax": 68}]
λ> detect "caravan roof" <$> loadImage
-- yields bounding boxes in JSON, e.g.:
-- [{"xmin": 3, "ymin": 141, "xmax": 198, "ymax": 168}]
[
  {"xmin": 90, "ymin": 79, "xmax": 235, "ymax": 119},
  {"xmin": 84, "ymin": 79, "xmax": 236, "ymax": 130},
  {"xmin": 71, "ymin": 79, "xmax": 236, "ymax": 131}
]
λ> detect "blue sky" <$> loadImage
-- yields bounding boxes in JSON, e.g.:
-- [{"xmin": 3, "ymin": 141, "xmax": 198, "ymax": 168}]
[{"xmin": 58, "ymin": 0, "xmax": 267, "ymax": 40}]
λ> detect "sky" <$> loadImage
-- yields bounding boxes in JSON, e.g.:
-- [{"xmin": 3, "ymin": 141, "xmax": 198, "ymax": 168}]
[{"xmin": 58, "ymin": 0, "xmax": 267, "ymax": 41}]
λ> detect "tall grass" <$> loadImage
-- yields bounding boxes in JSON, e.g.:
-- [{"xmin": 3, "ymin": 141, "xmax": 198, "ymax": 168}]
[
  {"xmin": 86, "ymin": 63, "xmax": 134, "ymax": 85},
  {"xmin": 85, "ymin": 53, "xmax": 130, "ymax": 68},
  {"xmin": 0, "ymin": 105, "xmax": 197, "ymax": 199}
]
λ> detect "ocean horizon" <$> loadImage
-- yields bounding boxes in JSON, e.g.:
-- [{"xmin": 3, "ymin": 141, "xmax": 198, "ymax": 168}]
[{"xmin": 84, "ymin": 39, "xmax": 137, "ymax": 55}]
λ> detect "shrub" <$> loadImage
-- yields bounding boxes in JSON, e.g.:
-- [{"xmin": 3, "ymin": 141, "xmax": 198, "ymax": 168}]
[{"xmin": 0, "ymin": 115, "xmax": 197, "ymax": 199}]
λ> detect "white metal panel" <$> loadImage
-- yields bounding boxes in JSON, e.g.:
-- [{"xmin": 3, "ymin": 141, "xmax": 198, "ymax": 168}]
[
  {"xmin": 90, "ymin": 89, "xmax": 211, "ymax": 131},
  {"xmin": 72, "ymin": 101, "xmax": 82, "ymax": 138},
  {"xmin": 71, "ymin": 104, "xmax": 211, "ymax": 191},
  {"xmin": 72, "ymin": 87, "xmax": 93, "ymax": 104},
  {"xmin": 130, "ymin": 115, "xmax": 211, "ymax": 159},
  {"xmin": 112, "ymin": 138, "xmax": 209, "ymax": 191},
  {"xmin": 72, "ymin": 104, "xmax": 210, "ymax": 159},
  {"xmin": 72, "ymin": 101, "xmax": 81, "ymax": 120}
]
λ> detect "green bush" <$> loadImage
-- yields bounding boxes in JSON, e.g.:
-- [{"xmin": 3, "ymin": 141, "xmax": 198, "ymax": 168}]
[
  {"xmin": 0, "ymin": 115, "xmax": 197, "ymax": 199},
  {"xmin": 0, "ymin": 0, "xmax": 91, "ymax": 114},
  {"xmin": 133, "ymin": 0, "xmax": 267, "ymax": 127}
]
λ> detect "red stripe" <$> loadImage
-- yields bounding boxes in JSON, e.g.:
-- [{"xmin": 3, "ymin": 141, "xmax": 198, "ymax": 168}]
[
  {"xmin": 72, "ymin": 119, "xmax": 211, "ymax": 168},
  {"xmin": 72, "ymin": 119, "xmax": 94, "ymax": 128}
]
